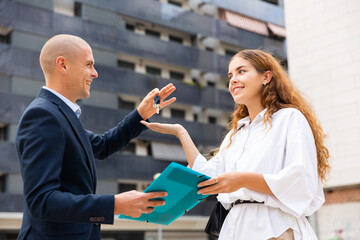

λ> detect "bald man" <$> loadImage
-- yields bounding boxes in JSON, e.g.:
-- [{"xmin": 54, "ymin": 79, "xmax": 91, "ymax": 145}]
[{"xmin": 15, "ymin": 34, "xmax": 176, "ymax": 240}]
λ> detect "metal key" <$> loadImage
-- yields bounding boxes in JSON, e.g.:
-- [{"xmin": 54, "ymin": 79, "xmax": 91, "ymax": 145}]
[{"xmin": 153, "ymin": 95, "xmax": 161, "ymax": 114}]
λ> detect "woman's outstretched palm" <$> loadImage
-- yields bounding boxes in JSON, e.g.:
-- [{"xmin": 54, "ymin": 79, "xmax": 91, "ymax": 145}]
[{"xmin": 140, "ymin": 121, "xmax": 185, "ymax": 137}]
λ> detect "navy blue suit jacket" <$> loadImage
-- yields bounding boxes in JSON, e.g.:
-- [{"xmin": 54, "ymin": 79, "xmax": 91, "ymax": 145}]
[{"xmin": 15, "ymin": 89, "xmax": 147, "ymax": 240}]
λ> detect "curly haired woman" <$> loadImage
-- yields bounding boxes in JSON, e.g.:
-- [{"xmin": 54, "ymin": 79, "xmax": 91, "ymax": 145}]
[{"xmin": 141, "ymin": 49, "xmax": 331, "ymax": 240}]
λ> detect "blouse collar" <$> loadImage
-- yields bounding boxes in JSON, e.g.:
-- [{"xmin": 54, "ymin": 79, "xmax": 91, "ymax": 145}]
[{"xmin": 236, "ymin": 108, "xmax": 267, "ymax": 129}]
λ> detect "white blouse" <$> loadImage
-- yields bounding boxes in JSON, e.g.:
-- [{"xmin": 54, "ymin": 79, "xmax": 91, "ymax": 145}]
[{"xmin": 192, "ymin": 108, "xmax": 324, "ymax": 240}]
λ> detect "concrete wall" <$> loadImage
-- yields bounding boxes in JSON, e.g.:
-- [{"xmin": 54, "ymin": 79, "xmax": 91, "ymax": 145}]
[
  {"xmin": 284, "ymin": 0, "xmax": 360, "ymax": 239},
  {"xmin": 317, "ymin": 202, "xmax": 360, "ymax": 240},
  {"xmin": 284, "ymin": 0, "xmax": 360, "ymax": 188}
]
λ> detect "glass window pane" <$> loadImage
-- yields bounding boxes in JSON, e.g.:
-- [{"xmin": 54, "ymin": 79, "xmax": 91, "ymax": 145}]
[
  {"xmin": 170, "ymin": 71, "xmax": 184, "ymax": 81},
  {"xmin": 118, "ymin": 182, "xmax": 137, "ymax": 193},
  {"xmin": 146, "ymin": 66, "xmax": 161, "ymax": 77},
  {"xmin": 0, "ymin": 124, "xmax": 9, "ymax": 141},
  {"xmin": 117, "ymin": 60, "xmax": 135, "ymax": 71},
  {"xmin": 120, "ymin": 142, "xmax": 136, "ymax": 155},
  {"xmin": 208, "ymin": 116, "xmax": 217, "ymax": 124},
  {"xmin": 171, "ymin": 109, "xmax": 185, "ymax": 119},
  {"xmin": 74, "ymin": 2, "xmax": 82, "ymax": 17},
  {"xmin": 169, "ymin": 35, "xmax": 183, "ymax": 44},
  {"xmin": 145, "ymin": 29, "xmax": 160, "ymax": 38},
  {"xmin": 118, "ymin": 97, "xmax": 136, "ymax": 110}
]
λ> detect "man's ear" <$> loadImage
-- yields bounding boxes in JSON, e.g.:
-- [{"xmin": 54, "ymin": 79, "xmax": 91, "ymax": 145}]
[
  {"xmin": 263, "ymin": 71, "xmax": 272, "ymax": 85},
  {"xmin": 56, "ymin": 56, "xmax": 67, "ymax": 74}
]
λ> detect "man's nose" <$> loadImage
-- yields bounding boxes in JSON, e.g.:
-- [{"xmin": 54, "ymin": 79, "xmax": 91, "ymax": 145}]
[{"xmin": 92, "ymin": 67, "xmax": 98, "ymax": 79}]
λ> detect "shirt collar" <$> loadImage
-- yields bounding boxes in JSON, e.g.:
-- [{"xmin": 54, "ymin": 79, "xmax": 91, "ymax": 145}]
[
  {"xmin": 42, "ymin": 86, "xmax": 81, "ymax": 118},
  {"xmin": 236, "ymin": 108, "xmax": 267, "ymax": 129}
]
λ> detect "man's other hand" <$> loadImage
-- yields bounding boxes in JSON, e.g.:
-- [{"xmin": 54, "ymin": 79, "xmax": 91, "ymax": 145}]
[{"xmin": 114, "ymin": 190, "xmax": 167, "ymax": 218}]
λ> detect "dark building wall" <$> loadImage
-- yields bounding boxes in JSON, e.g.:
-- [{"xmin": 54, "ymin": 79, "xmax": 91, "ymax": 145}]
[{"xmin": 0, "ymin": 0, "xmax": 286, "ymax": 217}]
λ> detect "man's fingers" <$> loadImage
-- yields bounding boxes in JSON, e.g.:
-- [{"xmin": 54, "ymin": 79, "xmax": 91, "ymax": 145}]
[
  {"xmin": 160, "ymin": 85, "xmax": 176, "ymax": 100},
  {"xmin": 148, "ymin": 88, "xmax": 159, "ymax": 96},
  {"xmin": 146, "ymin": 83, "xmax": 175, "ymax": 102},
  {"xmin": 144, "ymin": 207, "xmax": 155, "ymax": 214},
  {"xmin": 160, "ymin": 97, "xmax": 176, "ymax": 108},
  {"xmin": 145, "ymin": 88, "xmax": 159, "ymax": 102},
  {"xmin": 159, "ymin": 83, "xmax": 174, "ymax": 94},
  {"xmin": 145, "ymin": 191, "xmax": 168, "ymax": 199}
]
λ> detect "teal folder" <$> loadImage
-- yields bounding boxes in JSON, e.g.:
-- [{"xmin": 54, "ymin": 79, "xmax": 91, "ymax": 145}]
[{"xmin": 118, "ymin": 162, "xmax": 211, "ymax": 225}]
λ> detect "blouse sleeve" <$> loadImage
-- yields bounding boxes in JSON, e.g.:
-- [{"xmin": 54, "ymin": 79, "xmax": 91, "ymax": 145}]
[
  {"xmin": 263, "ymin": 111, "xmax": 325, "ymax": 218},
  {"xmin": 191, "ymin": 131, "xmax": 232, "ymax": 177}
]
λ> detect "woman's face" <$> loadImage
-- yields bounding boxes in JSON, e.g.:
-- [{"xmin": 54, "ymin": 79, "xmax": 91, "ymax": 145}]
[{"xmin": 228, "ymin": 57, "xmax": 266, "ymax": 107}]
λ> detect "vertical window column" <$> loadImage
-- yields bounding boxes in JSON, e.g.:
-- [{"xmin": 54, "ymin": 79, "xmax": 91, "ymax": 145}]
[
  {"xmin": 0, "ymin": 123, "xmax": 9, "ymax": 141},
  {"xmin": 0, "ymin": 173, "xmax": 6, "ymax": 193},
  {"xmin": 0, "ymin": 27, "xmax": 11, "ymax": 44}
]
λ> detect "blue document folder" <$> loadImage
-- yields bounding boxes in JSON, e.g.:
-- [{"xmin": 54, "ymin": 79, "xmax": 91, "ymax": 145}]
[{"xmin": 118, "ymin": 162, "xmax": 211, "ymax": 225}]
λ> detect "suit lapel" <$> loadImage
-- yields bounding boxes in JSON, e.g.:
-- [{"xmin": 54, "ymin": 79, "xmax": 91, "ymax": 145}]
[{"xmin": 38, "ymin": 89, "xmax": 96, "ymax": 192}]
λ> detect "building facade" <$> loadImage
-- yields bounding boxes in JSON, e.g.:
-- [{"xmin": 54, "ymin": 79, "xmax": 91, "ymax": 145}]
[
  {"xmin": 284, "ymin": 0, "xmax": 360, "ymax": 239},
  {"xmin": 0, "ymin": 0, "xmax": 286, "ymax": 239}
]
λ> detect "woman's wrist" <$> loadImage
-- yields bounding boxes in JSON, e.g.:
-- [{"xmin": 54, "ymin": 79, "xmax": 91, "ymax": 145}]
[{"xmin": 176, "ymin": 126, "xmax": 188, "ymax": 138}]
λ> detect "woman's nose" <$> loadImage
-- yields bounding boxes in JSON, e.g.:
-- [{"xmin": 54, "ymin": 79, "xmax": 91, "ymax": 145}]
[{"xmin": 229, "ymin": 75, "xmax": 238, "ymax": 84}]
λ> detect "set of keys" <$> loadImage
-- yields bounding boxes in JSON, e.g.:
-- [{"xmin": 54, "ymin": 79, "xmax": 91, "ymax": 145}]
[{"xmin": 153, "ymin": 95, "xmax": 161, "ymax": 114}]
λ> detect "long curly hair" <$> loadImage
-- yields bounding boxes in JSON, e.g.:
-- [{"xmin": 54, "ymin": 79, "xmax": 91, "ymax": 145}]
[{"xmin": 220, "ymin": 49, "xmax": 331, "ymax": 183}]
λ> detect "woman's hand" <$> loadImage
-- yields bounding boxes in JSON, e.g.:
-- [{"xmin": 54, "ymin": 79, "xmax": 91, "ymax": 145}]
[
  {"xmin": 140, "ymin": 121, "xmax": 186, "ymax": 138},
  {"xmin": 197, "ymin": 172, "xmax": 244, "ymax": 195},
  {"xmin": 197, "ymin": 172, "xmax": 274, "ymax": 196},
  {"xmin": 142, "ymin": 121, "xmax": 199, "ymax": 168}
]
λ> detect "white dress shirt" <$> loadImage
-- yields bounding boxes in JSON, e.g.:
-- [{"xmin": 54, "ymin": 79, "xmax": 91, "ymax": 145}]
[
  {"xmin": 192, "ymin": 108, "xmax": 323, "ymax": 240},
  {"xmin": 42, "ymin": 86, "xmax": 82, "ymax": 118}
]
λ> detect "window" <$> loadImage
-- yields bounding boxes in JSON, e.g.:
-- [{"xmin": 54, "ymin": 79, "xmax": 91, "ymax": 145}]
[
  {"xmin": 205, "ymin": 47, "xmax": 213, "ymax": 52},
  {"xmin": 145, "ymin": 29, "xmax": 160, "ymax": 38},
  {"xmin": 118, "ymin": 182, "xmax": 137, "ymax": 193},
  {"xmin": 147, "ymin": 143, "xmax": 153, "ymax": 156},
  {"xmin": 170, "ymin": 71, "xmax": 184, "ymax": 81},
  {"xmin": 117, "ymin": 60, "xmax": 135, "ymax": 71},
  {"xmin": 281, "ymin": 59, "xmax": 288, "ymax": 69},
  {"xmin": 261, "ymin": 0, "xmax": 278, "ymax": 5},
  {"xmin": 0, "ymin": 124, "xmax": 9, "ymax": 141},
  {"xmin": 0, "ymin": 174, "xmax": 6, "ymax": 192},
  {"xmin": 207, "ymin": 81, "xmax": 215, "ymax": 87},
  {"xmin": 169, "ymin": 35, "xmax": 183, "ymax": 44},
  {"xmin": 227, "ymin": 115, "xmax": 232, "ymax": 124},
  {"xmin": 171, "ymin": 109, "xmax": 185, "ymax": 119},
  {"xmin": 225, "ymin": 49, "xmax": 237, "ymax": 57},
  {"xmin": 125, "ymin": 23, "xmax": 135, "ymax": 31},
  {"xmin": 168, "ymin": 0, "xmax": 182, "ymax": 7},
  {"xmin": 74, "ymin": 2, "xmax": 82, "ymax": 17},
  {"xmin": 0, "ymin": 31, "xmax": 11, "ymax": 44},
  {"xmin": 118, "ymin": 97, "xmax": 136, "ymax": 110},
  {"xmin": 120, "ymin": 142, "xmax": 136, "ymax": 155},
  {"xmin": 193, "ymin": 114, "xmax": 198, "ymax": 122},
  {"xmin": 146, "ymin": 66, "xmax": 161, "ymax": 77},
  {"xmin": 208, "ymin": 116, "xmax": 217, "ymax": 124}
]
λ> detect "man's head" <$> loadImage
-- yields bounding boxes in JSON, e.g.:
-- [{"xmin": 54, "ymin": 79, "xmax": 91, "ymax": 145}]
[{"xmin": 40, "ymin": 34, "xmax": 98, "ymax": 103}]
